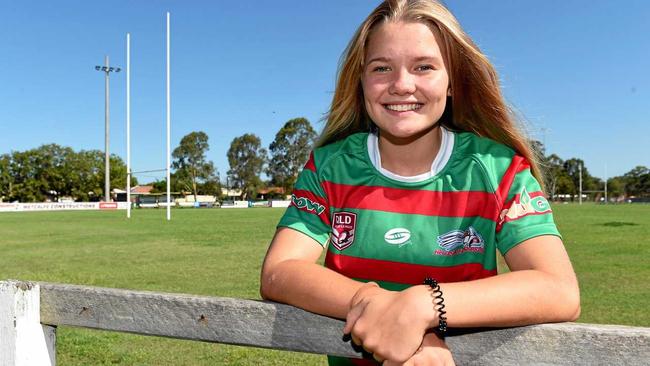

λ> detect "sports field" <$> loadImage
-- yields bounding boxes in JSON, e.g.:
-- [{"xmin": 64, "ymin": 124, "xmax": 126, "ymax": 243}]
[{"xmin": 0, "ymin": 204, "xmax": 648, "ymax": 365}]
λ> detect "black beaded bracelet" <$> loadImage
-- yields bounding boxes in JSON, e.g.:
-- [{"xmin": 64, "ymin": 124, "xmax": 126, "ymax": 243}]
[{"xmin": 423, "ymin": 277, "xmax": 448, "ymax": 338}]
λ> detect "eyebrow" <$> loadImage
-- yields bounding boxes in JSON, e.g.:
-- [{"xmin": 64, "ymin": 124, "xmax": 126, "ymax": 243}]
[{"xmin": 366, "ymin": 55, "xmax": 442, "ymax": 64}]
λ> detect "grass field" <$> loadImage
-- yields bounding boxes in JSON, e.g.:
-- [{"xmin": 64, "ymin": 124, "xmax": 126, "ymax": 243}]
[{"xmin": 0, "ymin": 204, "xmax": 648, "ymax": 365}]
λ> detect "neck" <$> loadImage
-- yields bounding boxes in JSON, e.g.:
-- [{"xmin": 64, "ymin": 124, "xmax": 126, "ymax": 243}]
[{"xmin": 378, "ymin": 126, "xmax": 442, "ymax": 176}]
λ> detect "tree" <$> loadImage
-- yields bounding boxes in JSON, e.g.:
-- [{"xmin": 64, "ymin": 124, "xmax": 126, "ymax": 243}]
[
  {"xmin": 529, "ymin": 139, "xmax": 546, "ymax": 160},
  {"xmin": 607, "ymin": 177, "xmax": 625, "ymax": 199},
  {"xmin": 563, "ymin": 158, "xmax": 595, "ymax": 200},
  {"xmin": 542, "ymin": 154, "xmax": 569, "ymax": 201},
  {"xmin": 197, "ymin": 178, "xmax": 222, "ymax": 198},
  {"xmin": 5, "ymin": 145, "xmax": 74, "ymax": 202},
  {"xmin": 69, "ymin": 150, "xmax": 104, "ymax": 201},
  {"xmin": 622, "ymin": 165, "xmax": 650, "ymax": 197},
  {"xmin": 267, "ymin": 117, "xmax": 317, "ymax": 193},
  {"xmin": 0, "ymin": 154, "xmax": 12, "ymax": 201},
  {"xmin": 172, "ymin": 131, "xmax": 218, "ymax": 201},
  {"xmin": 227, "ymin": 133, "xmax": 267, "ymax": 200}
]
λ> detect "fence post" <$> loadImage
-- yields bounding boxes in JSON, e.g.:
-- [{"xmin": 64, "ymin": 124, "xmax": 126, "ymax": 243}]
[{"xmin": 0, "ymin": 280, "xmax": 56, "ymax": 366}]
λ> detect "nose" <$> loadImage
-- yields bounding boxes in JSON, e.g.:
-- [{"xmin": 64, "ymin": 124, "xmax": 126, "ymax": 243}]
[{"xmin": 388, "ymin": 68, "xmax": 416, "ymax": 95}]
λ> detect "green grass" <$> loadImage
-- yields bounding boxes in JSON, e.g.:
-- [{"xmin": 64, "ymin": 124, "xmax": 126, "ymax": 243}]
[
  {"xmin": 0, "ymin": 208, "xmax": 327, "ymax": 365},
  {"xmin": 551, "ymin": 203, "xmax": 650, "ymax": 326},
  {"xmin": 0, "ymin": 204, "xmax": 648, "ymax": 364}
]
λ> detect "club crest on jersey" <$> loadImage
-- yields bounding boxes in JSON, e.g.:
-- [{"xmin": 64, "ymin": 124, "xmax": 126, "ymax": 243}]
[
  {"xmin": 384, "ymin": 228, "xmax": 411, "ymax": 247},
  {"xmin": 330, "ymin": 212, "xmax": 357, "ymax": 251},
  {"xmin": 435, "ymin": 226, "xmax": 485, "ymax": 256},
  {"xmin": 499, "ymin": 187, "xmax": 551, "ymax": 224}
]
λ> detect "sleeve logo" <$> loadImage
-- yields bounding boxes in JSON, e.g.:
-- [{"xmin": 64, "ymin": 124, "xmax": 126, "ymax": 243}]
[
  {"xmin": 291, "ymin": 194, "xmax": 325, "ymax": 215},
  {"xmin": 330, "ymin": 212, "xmax": 357, "ymax": 250},
  {"xmin": 499, "ymin": 187, "xmax": 551, "ymax": 223}
]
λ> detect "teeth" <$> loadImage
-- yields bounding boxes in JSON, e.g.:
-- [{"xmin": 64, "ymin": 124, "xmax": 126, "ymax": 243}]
[{"xmin": 384, "ymin": 104, "xmax": 422, "ymax": 112}]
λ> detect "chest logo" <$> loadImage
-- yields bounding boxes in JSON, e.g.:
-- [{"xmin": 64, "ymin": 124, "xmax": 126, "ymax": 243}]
[
  {"xmin": 331, "ymin": 212, "xmax": 357, "ymax": 251},
  {"xmin": 435, "ymin": 226, "xmax": 485, "ymax": 256},
  {"xmin": 384, "ymin": 228, "xmax": 411, "ymax": 247}
]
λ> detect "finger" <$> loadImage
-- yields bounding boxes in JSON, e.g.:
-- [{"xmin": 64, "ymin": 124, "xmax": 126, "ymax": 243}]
[
  {"xmin": 343, "ymin": 302, "xmax": 365, "ymax": 334},
  {"xmin": 351, "ymin": 333, "xmax": 363, "ymax": 348},
  {"xmin": 365, "ymin": 344, "xmax": 377, "ymax": 356}
]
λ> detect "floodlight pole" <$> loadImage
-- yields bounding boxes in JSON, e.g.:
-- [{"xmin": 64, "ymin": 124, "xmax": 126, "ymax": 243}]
[
  {"xmin": 578, "ymin": 162, "xmax": 583, "ymax": 205},
  {"xmin": 95, "ymin": 56, "xmax": 121, "ymax": 202}
]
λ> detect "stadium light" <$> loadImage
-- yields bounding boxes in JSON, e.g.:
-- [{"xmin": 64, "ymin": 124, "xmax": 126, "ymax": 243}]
[{"xmin": 95, "ymin": 55, "xmax": 121, "ymax": 202}]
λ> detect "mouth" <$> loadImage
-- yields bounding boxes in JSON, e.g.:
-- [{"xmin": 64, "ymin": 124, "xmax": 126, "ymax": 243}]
[{"xmin": 383, "ymin": 103, "xmax": 423, "ymax": 112}]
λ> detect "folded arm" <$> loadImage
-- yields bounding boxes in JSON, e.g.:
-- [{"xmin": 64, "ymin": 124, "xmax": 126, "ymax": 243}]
[
  {"xmin": 260, "ymin": 227, "xmax": 367, "ymax": 319},
  {"xmin": 261, "ymin": 228, "xmax": 580, "ymax": 363}
]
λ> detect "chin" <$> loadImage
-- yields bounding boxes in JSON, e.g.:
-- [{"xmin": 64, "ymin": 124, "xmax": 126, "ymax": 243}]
[{"xmin": 380, "ymin": 126, "xmax": 436, "ymax": 144}]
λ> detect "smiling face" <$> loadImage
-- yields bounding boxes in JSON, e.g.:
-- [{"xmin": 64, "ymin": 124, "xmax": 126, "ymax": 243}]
[{"xmin": 362, "ymin": 21, "xmax": 450, "ymax": 142}]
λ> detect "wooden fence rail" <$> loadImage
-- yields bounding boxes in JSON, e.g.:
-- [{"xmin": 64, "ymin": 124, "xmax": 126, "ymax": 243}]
[{"xmin": 1, "ymin": 280, "xmax": 649, "ymax": 365}]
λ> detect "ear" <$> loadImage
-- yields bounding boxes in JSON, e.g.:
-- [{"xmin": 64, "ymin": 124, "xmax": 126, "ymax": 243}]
[{"xmin": 447, "ymin": 88, "xmax": 452, "ymax": 97}]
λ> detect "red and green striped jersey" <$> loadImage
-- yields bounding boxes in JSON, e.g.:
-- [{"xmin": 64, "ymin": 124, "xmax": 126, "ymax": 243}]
[{"xmin": 277, "ymin": 130, "xmax": 560, "ymax": 366}]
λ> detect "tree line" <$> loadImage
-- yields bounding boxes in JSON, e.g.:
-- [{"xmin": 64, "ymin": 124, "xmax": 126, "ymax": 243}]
[
  {"xmin": 170, "ymin": 117, "xmax": 317, "ymax": 200},
  {"xmin": 1, "ymin": 121, "xmax": 647, "ymax": 202},
  {"xmin": 0, "ymin": 145, "xmax": 134, "ymax": 202},
  {"xmin": 533, "ymin": 141, "xmax": 649, "ymax": 201}
]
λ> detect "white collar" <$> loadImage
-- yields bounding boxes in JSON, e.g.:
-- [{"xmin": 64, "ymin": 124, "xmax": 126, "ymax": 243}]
[{"xmin": 367, "ymin": 127, "xmax": 454, "ymax": 183}]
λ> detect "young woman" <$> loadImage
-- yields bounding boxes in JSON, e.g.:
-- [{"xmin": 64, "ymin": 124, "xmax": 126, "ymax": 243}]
[{"xmin": 261, "ymin": 1, "xmax": 580, "ymax": 365}]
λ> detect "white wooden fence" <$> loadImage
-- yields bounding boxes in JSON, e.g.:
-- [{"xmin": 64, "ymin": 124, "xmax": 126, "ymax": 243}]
[{"xmin": 1, "ymin": 280, "xmax": 649, "ymax": 365}]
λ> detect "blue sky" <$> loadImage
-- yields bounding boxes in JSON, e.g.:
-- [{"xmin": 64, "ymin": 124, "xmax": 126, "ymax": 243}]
[{"xmin": 1, "ymin": 1, "xmax": 648, "ymax": 183}]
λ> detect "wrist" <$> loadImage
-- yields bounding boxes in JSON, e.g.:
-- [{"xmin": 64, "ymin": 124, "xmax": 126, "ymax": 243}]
[
  {"xmin": 423, "ymin": 277, "xmax": 448, "ymax": 338},
  {"xmin": 412, "ymin": 284, "xmax": 440, "ymax": 328},
  {"xmin": 348, "ymin": 281, "xmax": 381, "ymax": 311}
]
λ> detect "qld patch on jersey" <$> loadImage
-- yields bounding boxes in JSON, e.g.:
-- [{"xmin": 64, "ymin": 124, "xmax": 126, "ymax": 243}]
[
  {"xmin": 330, "ymin": 212, "xmax": 357, "ymax": 250},
  {"xmin": 435, "ymin": 226, "xmax": 485, "ymax": 256}
]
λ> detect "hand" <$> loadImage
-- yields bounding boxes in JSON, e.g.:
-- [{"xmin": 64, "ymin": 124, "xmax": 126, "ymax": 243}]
[
  {"xmin": 343, "ymin": 283, "xmax": 435, "ymax": 363},
  {"xmin": 383, "ymin": 333, "xmax": 455, "ymax": 366}
]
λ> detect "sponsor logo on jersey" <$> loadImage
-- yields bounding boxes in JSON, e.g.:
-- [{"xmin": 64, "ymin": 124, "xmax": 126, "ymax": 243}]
[
  {"xmin": 499, "ymin": 187, "xmax": 551, "ymax": 224},
  {"xmin": 331, "ymin": 212, "xmax": 357, "ymax": 251},
  {"xmin": 435, "ymin": 226, "xmax": 485, "ymax": 256},
  {"xmin": 384, "ymin": 228, "xmax": 411, "ymax": 247},
  {"xmin": 291, "ymin": 194, "xmax": 325, "ymax": 215}
]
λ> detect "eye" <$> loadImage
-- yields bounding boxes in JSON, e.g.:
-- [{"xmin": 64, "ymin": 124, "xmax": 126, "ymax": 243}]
[
  {"xmin": 371, "ymin": 65, "xmax": 391, "ymax": 73},
  {"xmin": 415, "ymin": 64, "xmax": 435, "ymax": 72}
]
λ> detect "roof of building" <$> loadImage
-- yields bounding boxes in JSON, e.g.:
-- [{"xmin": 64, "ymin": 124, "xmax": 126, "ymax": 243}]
[
  {"xmin": 130, "ymin": 185, "xmax": 154, "ymax": 194},
  {"xmin": 258, "ymin": 187, "xmax": 285, "ymax": 195}
]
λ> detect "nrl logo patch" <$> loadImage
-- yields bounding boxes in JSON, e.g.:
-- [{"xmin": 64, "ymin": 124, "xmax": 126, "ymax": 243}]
[
  {"xmin": 435, "ymin": 226, "xmax": 485, "ymax": 256},
  {"xmin": 499, "ymin": 187, "xmax": 551, "ymax": 223},
  {"xmin": 291, "ymin": 194, "xmax": 325, "ymax": 215},
  {"xmin": 330, "ymin": 212, "xmax": 357, "ymax": 251},
  {"xmin": 384, "ymin": 228, "xmax": 411, "ymax": 247}
]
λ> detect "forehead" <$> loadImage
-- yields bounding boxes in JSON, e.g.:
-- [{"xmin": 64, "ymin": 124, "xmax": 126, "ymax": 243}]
[{"xmin": 365, "ymin": 21, "xmax": 444, "ymax": 60}]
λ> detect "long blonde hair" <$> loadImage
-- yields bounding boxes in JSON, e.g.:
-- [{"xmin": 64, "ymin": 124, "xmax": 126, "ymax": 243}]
[{"xmin": 319, "ymin": 0, "xmax": 545, "ymax": 187}]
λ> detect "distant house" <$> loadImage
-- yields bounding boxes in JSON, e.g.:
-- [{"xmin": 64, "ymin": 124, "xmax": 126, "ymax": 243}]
[
  {"xmin": 221, "ymin": 187, "xmax": 242, "ymax": 199},
  {"xmin": 113, "ymin": 185, "xmax": 154, "ymax": 202},
  {"xmin": 257, "ymin": 187, "xmax": 287, "ymax": 200}
]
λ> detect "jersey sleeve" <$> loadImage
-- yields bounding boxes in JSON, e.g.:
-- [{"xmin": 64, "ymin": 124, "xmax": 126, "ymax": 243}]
[
  {"xmin": 495, "ymin": 155, "xmax": 561, "ymax": 255},
  {"xmin": 277, "ymin": 152, "xmax": 331, "ymax": 247}
]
